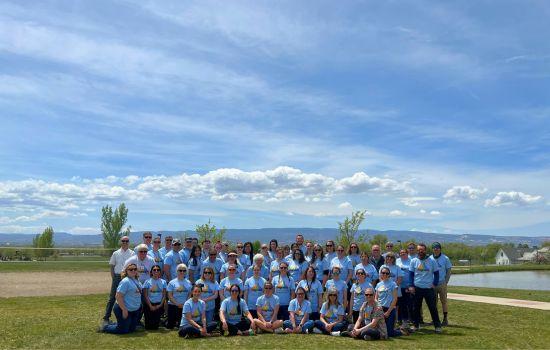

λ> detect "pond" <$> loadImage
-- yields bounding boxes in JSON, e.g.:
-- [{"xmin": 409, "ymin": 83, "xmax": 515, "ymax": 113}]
[{"xmin": 449, "ymin": 270, "xmax": 550, "ymax": 290}]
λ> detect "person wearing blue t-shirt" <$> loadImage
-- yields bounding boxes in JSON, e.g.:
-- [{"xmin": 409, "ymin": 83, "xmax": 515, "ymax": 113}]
[
  {"xmin": 349, "ymin": 267, "xmax": 373, "ymax": 324},
  {"xmin": 245, "ymin": 254, "xmax": 270, "ymax": 280},
  {"xmin": 201, "ymin": 249, "xmax": 224, "ymax": 282},
  {"xmin": 269, "ymin": 247, "xmax": 285, "ymax": 280},
  {"xmin": 287, "ymin": 249, "xmax": 308, "ymax": 285},
  {"xmin": 166, "ymin": 264, "xmax": 192, "ymax": 329},
  {"xmin": 243, "ymin": 265, "xmax": 266, "ymax": 318},
  {"xmin": 220, "ymin": 251, "xmax": 245, "ymax": 280},
  {"xmin": 195, "ymin": 266, "xmax": 220, "ymax": 323},
  {"xmin": 142, "ymin": 265, "xmax": 166, "ymax": 330},
  {"xmin": 354, "ymin": 251, "xmax": 378, "ymax": 287},
  {"xmin": 322, "ymin": 241, "xmax": 337, "ymax": 284},
  {"xmin": 430, "ymin": 242, "xmax": 453, "ymax": 326},
  {"xmin": 272, "ymin": 261, "xmax": 295, "ymax": 320},
  {"xmin": 379, "ymin": 252, "xmax": 403, "ymax": 298},
  {"xmin": 178, "ymin": 285, "xmax": 217, "ymax": 338},
  {"xmin": 313, "ymin": 287, "xmax": 347, "ymax": 336},
  {"xmin": 148, "ymin": 238, "xmax": 164, "ymax": 273},
  {"xmin": 253, "ymin": 281, "xmax": 283, "ymax": 333},
  {"xmin": 375, "ymin": 266, "xmax": 409, "ymax": 337},
  {"xmin": 297, "ymin": 267, "xmax": 324, "ymax": 321},
  {"xmin": 163, "ymin": 240, "xmax": 184, "ymax": 281},
  {"xmin": 159, "ymin": 235, "xmax": 173, "ymax": 259},
  {"xmin": 101, "ymin": 263, "xmax": 142, "ymax": 334},
  {"xmin": 309, "ymin": 244, "xmax": 326, "ymax": 285},
  {"xmin": 348, "ymin": 243, "xmax": 361, "ymax": 268},
  {"xmin": 219, "ymin": 284, "xmax": 256, "ymax": 336},
  {"xmin": 396, "ymin": 249, "xmax": 414, "ymax": 328},
  {"xmin": 219, "ymin": 264, "xmax": 244, "ymax": 299},
  {"xmin": 409, "ymin": 243, "xmax": 442, "ymax": 333},
  {"xmin": 284, "ymin": 287, "xmax": 314, "ymax": 333},
  {"xmin": 342, "ymin": 287, "xmax": 388, "ymax": 341},
  {"xmin": 325, "ymin": 266, "xmax": 348, "ymax": 308}
]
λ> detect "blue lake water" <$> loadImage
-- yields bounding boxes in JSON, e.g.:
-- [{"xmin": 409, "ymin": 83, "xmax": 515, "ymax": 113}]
[{"xmin": 449, "ymin": 270, "xmax": 550, "ymax": 291}]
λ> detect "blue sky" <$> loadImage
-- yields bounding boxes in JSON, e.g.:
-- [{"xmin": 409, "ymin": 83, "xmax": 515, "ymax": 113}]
[{"xmin": 0, "ymin": 1, "xmax": 549, "ymax": 236}]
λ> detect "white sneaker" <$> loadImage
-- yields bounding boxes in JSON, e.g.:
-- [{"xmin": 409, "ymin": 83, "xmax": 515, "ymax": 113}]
[
  {"xmin": 330, "ymin": 331, "xmax": 341, "ymax": 337},
  {"xmin": 274, "ymin": 327, "xmax": 285, "ymax": 334},
  {"xmin": 312, "ymin": 328, "xmax": 323, "ymax": 334}
]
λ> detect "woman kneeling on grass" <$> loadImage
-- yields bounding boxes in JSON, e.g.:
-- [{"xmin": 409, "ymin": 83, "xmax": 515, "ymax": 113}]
[
  {"xmin": 220, "ymin": 284, "xmax": 256, "ymax": 336},
  {"xmin": 253, "ymin": 281, "xmax": 283, "ymax": 333},
  {"xmin": 283, "ymin": 287, "xmax": 314, "ymax": 334},
  {"xmin": 142, "ymin": 264, "xmax": 166, "ymax": 330},
  {"xmin": 313, "ymin": 287, "xmax": 347, "ymax": 336},
  {"xmin": 341, "ymin": 287, "xmax": 387, "ymax": 341},
  {"xmin": 101, "ymin": 263, "xmax": 142, "ymax": 334},
  {"xmin": 178, "ymin": 285, "xmax": 218, "ymax": 338}
]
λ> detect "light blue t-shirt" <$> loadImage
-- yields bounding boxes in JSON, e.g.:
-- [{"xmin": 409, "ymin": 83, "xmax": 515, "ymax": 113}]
[
  {"xmin": 245, "ymin": 265, "xmax": 270, "ymax": 280},
  {"xmin": 147, "ymin": 249, "xmax": 164, "ymax": 271},
  {"xmin": 159, "ymin": 246, "xmax": 171, "ymax": 259},
  {"xmin": 116, "ymin": 277, "xmax": 142, "ymax": 312},
  {"xmin": 380, "ymin": 264, "xmax": 403, "ymax": 297},
  {"xmin": 322, "ymin": 252, "xmax": 337, "ymax": 272},
  {"xmin": 167, "ymin": 277, "xmax": 192, "ymax": 305},
  {"xmin": 180, "ymin": 298, "xmax": 205, "ymax": 327},
  {"xmin": 348, "ymin": 254, "xmax": 362, "ymax": 267},
  {"xmin": 396, "ymin": 257, "xmax": 412, "ymax": 287},
  {"xmin": 296, "ymin": 279, "xmax": 323, "ymax": 312},
  {"xmin": 187, "ymin": 256, "xmax": 203, "ymax": 282},
  {"xmin": 125, "ymin": 255, "xmax": 156, "ymax": 284},
  {"xmin": 221, "ymin": 297, "xmax": 249, "ymax": 325},
  {"xmin": 320, "ymin": 302, "xmax": 344, "ymax": 323},
  {"xmin": 308, "ymin": 257, "xmax": 325, "ymax": 282},
  {"xmin": 256, "ymin": 294, "xmax": 279, "ymax": 320},
  {"xmin": 221, "ymin": 262, "xmax": 245, "ymax": 278},
  {"xmin": 430, "ymin": 254, "xmax": 452, "ymax": 285},
  {"xmin": 239, "ymin": 254, "xmax": 252, "ymax": 270},
  {"xmin": 201, "ymin": 258, "xmax": 224, "ymax": 282},
  {"xmin": 325, "ymin": 279, "xmax": 347, "ymax": 305},
  {"xmin": 375, "ymin": 279, "xmax": 397, "ymax": 308},
  {"xmin": 219, "ymin": 277, "xmax": 243, "ymax": 299},
  {"xmin": 243, "ymin": 276, "xmax": 266, "ymax": 309},
  {"xmin": 164, "ymin": 250, "xmax": 184, "ymax": 280},
  {"xmin": 269, "ymin": 259, "xmax": 283, "ymax": 278},
  {"xmin": 409, "ymin": 257, "xmax": 438, "ymax": 288},
  {"xmin": 351, "ymin": 280, "xmax": 372, "ymax": 311},
  {"xmin": 287, "ymin": 260, "xmax": 308, "ymax": 283},
  {"xmin": 272, "ymin": 275, "xmax": 295, "ymax": 306},
  {"xmin": 288, "ymin": 298, "xmax": 311, "ymax": 324},
  {"xmin": 354, "ymin": 263, "xmax": 378, "ymax": 285},
  {"xmin": 195, "ymin": 279, "xmax": 220, "ymax": 311},
  {"xmin": 330, "ymin": 256, "xmax": 353, "ymax": 279},
  {"xmin": 143, "ymin": 277, "xmax": 166, "ymax": 304}
]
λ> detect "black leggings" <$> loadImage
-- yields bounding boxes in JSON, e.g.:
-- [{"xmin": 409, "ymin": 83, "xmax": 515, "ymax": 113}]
[
  {"xmin": 360, "ymin": 328, "xmax": 381, "ymax": 340},
  {"xmin": 166, "ymin": 304, "xmax": 183, "ymax": 329},
  {"xmin": 144, "ymin": 302, "xmax": 163, "ymax": 330},
  {"xmin": 178, "ymin": 321, "xmax": 218, "ymax": 337},
  {"xmin": 223, "ymin": 319, "xmax": 251, "ymax": 336}
]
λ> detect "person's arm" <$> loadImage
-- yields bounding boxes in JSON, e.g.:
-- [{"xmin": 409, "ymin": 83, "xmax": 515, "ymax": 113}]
[
  {"xmin": 186, "ymin": 309, "xmax": 202, "ymax": 329},
  {"xmin": 289, "ymin": 310, "xmax": 297, "ymax": 328},
  {"xmin": 244, "ymin": 289, "xmax": 249, "ymax": 306},
  {"xmin": 218, "ymin": 287, "xmax": 225, "ymax": 301},
  {"xmin": 271, "ymin": 303, "xmax": 280, "ymax": 323},
  {"xmin": 257, "ymin": 305, "xmax": 266, "ymax": 322},
  {"xmin": 343, "ymin": 287, "xmax": 348, "ymax": 309},
  {"xmin": 345, "ymin": 267, "xmax": 352, "ymax": 284},
  {"xmin": 433, "ymin": 270, "xmax": 440, "ymax": 287},
  {"xmin": 163, "ymin": 264, "xmax": 171, "ymax": 281},
  {"xmin": 384, "ymin": 289, "xmax": 398, "ymax": 318},
  {"xmin": 200, "ymin": 307, "xmax": 208, "ymax": 335},
  {"xmin": 115, "ymin": 292, "xmax": 128, "ymax": 319},
  {"xmin": 348, "ymin": 290, "xmax": 355, "ymax": 316},
  {"xmin": 143, "ymin": 288, "xmax": 153, "ymax": 310},
  {"xmin": 396, "ymin": 275, "xmax": 402, "ymax": 288},
  {"xmin": 408, "ymin": 271, "xmax": 415, "ymax": 293},
  {"xmin": 445, "ymin": 268, "xmax": 452, "ymax": 284},
  {"xmin": 219, "ymin": 304, "xmax": 228, "ymax": 331},
  {"xmin": 110, "ymin": 264, "xmax": 115, "ymax": 279},
  {"xmin": 160, "ymin": 287, "xmax": 166, "ymax": 307}
]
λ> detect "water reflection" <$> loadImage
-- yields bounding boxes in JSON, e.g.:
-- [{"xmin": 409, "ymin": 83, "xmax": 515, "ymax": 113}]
[{"xmin": 449, "ymin": 271, "xmax": 550, "ymax": 290}]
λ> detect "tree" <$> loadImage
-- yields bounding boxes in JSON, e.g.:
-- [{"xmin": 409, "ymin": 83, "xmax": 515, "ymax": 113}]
[
  {"xmin": 369, "ymin": 234, "xmax": 389, "ymax": 247},
  {"xmin": 252, "ymin": 240, "xmax": 262, "ymax": 253},
  {"xmin": 541, "ymin": 241, "xmax": 550, "ymax": 248},
  {"xmin": 336, "ymin": 210, "xmax": 367, "ymax": 248},
  {"xmin": 195, "ymin": 219, "xmax": 226, "ymax": 243},
  {"xmin": 101, "ymin": 203, "xmax": 131, "ymax": 250},
  {"xmin": 33, "ymin": 226, "xmax": 55, "ymax": 259}
]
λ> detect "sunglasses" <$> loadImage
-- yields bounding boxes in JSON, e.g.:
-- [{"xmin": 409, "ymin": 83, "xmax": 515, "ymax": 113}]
[
  {"xmin": 337, "ymin": 249, "xmax": 344, "ymax": 252},
  {"xmin": 381, "ymin": 272, "xmax": 390, "ymax": 275},
  {"xmin": 326, "ymin": 244, "xmax": 334, "ymax": 247},
  {"xmin": 139, "ymin": 251, "xmax": 148, "ymax": 253},
  {"xmin": 297, "ymin": 293, "xmax": 305, "ymax": 296},
  {"xmin": 144, "ymin": 236, "xmax": 152, "ymax": 239},
  {"xmin": 351, "ymin": 246, "xmax": 358, "ymax": 249},
  {"xmin": 314, "ymin": 249, "xmax": 322, "ymax": 251},
  {"xmin": 121, "ymin": 240, "xmax": 129, "ymax": 243},
  {"xmin": 178, "ymin": 270, "xmax": 187, "ymax": 273},
  {"xmin": 228, "ymin": 269, "xmax": 236, "ymax": 271},
  {"xmin": 127, "ymin": 268, "xmax": 137, "ymax": 271},
  {"xmin": 174, "ymin": 243, "xmax": 181, "ymax": 246},
  {"xmin": 329, "ymin": 294, "xmax": 337, "ymax": 297},
  {"xmin": 237, "ymin": 246, "xmax": 243, "ymax": 249},
  {"xmin": 356, "ymin": 272, "xmax": 365, "ymax": 275},
  {"xmin": 152, "ymin": 269, "xmax": 161, "ymax": 272},
  {"xmin": 264, "ymin": 287, "xmax": 273, "ymax": 290},
  {"xmin": 365, "ymin": 293, "xmax": 374, "ymax": 297},
  {"xmin": 204, "ymin": 271, "xmax": 212, "ymax": 275},
  {"xmin": 153, "ymin": 241, "xmax": 161, "ymax": 244},
  {"xmin": 280, "ymin": 267, "xmax": 288, "ymax": 270},
  {"xmin": 230, "ymin": 290, "xmax": 239, "ymax": 293},
  {"xmin": 209, "ymin": 254, "xmax": 217, "ymax": 256}
]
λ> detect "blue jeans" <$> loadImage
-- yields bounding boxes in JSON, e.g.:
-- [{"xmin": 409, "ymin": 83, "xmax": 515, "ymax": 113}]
[
  {"xmin": 283, "ymin": 319, "xmax": 314, "ymax": 333},
  {"xmin": 103, "ymin": 274, "xmax": 121, "ymax": 320},
  {"xmin": 103, "ymin": 304, "xmax": 141, "ymax": 334},
  {"xmin": 383, "ymin": 307, "xmax": 402, "ymax": 337},
  {"xmin": 398, "ymin": 288, "xmax": 413, "ymax": 322},
  {"xmin": 178, "ymin": 321, "xmax": 218, "ymax": 337},
  {"xmin": 313, "ymin": 320, "xmax": 347, "ymax": 334}
]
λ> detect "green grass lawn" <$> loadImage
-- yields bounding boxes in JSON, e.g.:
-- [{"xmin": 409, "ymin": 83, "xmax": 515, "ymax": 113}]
[
  {"xmin": 0, "ymin": 260, "xmax": 109, "ymax": 272},
  {"xmin": 1, "ymin": 294, "xmax": 548, "ymax": 349},
  {"xmin": 448, "ymin": 286, "xmax": 550, "ymax": 303}
]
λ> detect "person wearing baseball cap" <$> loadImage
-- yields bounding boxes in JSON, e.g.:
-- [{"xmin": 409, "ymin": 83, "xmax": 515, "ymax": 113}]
[{"xmin": 430, "ymin": 242, "xmax": 452, "ymax": 326}]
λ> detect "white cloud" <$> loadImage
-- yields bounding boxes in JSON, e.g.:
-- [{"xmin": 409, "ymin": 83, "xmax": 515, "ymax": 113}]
[
  {"xmin": 389, "ymin": 210, "xmax": 406, "ymax": 217},
  {"xmin": 338, "ymin": 202, "xmax": 352, "ymax": 209},
  {"xmin": 419, "ymin": 209, "xmax": 426, "ymax": 214},
  {"xmin": 400, "ymin": 196, "xmax": 437, "ymax": 207},
  {"xmin": 68, "ymin": 226, "xmax": 100, "ymax": 234},
  {"xmin": 430, "ymin": 210, "xmax": 441, "ymax": 216},
  {"xmin": 484, "ymin": 191, "xmax": 543, "ymax": 207},
  {"xmin": 443, "ymin": 185, "xmax": 487, "ymax": 203}
]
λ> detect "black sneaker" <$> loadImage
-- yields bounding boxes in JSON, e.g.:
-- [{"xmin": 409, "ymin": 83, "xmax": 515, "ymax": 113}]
[{"xmin": 340, "ymin": 331, "xmax": 351, "ymax": 337}]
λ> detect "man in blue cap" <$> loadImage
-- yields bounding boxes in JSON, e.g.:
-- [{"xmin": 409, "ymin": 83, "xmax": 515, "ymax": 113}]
[{"xmin": 430, "ymin": 242, "xmax": 452, "ymax": 326}]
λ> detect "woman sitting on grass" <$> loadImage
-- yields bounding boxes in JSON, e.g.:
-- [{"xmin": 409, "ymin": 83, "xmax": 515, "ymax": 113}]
[
  {"xmin": 283, "ymin": 286, "xmax": 314, "ymax": 334},
  {"xmin": 340, "ymin": 287, "xmax": 387, "ymax": 341},
  {"xmin": 101, "ymin": 263, "xmax": 142, "ymax": 334},
  {"xmin": 178, "ymin": 285, "xmax": 218, "ymax": 338},
  {"xmin": 142, "ymin": 264, "xmax": 166, "ymax": 330},
  {"xmin": 219, "ymin": 284, "xmax": 256, "ymax": 336},
  {"xmin": 253, "ymin": 281, "xmax": 283, "ymax": 333},
  {"xmin": 313, "ymin": 287, "xmax": 347, "ymax": 336}
]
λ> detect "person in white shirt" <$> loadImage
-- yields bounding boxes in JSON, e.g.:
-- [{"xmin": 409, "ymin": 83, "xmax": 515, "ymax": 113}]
[{"xmin": 102, "ymin": 236, "xmax": 134, "ymax": 326}]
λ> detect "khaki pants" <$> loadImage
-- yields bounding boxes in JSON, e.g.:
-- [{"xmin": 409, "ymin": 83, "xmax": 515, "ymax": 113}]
[{"xmin": 434, "ymin": 283, "xmax": 448, "ymax": 313}]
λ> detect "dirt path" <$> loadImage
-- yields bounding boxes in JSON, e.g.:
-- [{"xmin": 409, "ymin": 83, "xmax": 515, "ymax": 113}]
[
  {"xmin": 448, "ymin": 293, "xmax": 550, "ymax": 311},
  {"xmin": 0, "ymin": 271, "xmax": 110, "ymax": 298}
]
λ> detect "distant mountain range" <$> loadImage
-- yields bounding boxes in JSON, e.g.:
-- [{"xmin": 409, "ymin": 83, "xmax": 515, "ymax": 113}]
[{"xmin": 0, "ymin": 228, "xmax": 548, "ymax": 247}]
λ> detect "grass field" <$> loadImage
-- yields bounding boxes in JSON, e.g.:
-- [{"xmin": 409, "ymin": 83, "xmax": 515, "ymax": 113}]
[
  {"xmin": 447, "ymin": 286, "xmax": 550, "ymax": 303},
  {"xmin": 1, "ymin": 294, "xmax": 549, "ymax": 349}
]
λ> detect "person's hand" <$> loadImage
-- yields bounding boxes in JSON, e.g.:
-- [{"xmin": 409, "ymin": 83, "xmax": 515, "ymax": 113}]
[
  {"xmin": 266, "ymin": 321, "xmax": 272, "ymax": 329},
  {"xmin": 431, "ymin": 284, "xmax": 435, "ymax": 289},
  {"xmin": 295, "ymin": 326, "xmax": 302, "ymax": 333},
  {"xmin": 384, "ymin": 310, "xmax": 390, "ymax": 318},
  {"xmin": 351, "ymin": 329, "xmax": 359, "ymax": 337},
  {"xmin": 178, "ymin": 304, "xmax": 183, "ymax": 308},
  {"xmin": 201, "ymin": 327, "xmax": 207, "ymax": 336},
  {"xmin": 326, "ymin": 323, "xmax": 333, "ymax": 332},
  {"xmin": 122, "ymin": 309, "xmax": 128, "ymax": 319},
  {"xmin": 222, "ymin": 321, "xmax": 228, "ymax": 331},
  {"xmin": 408, "ymin": 286, "xmax": 415, "ymax": 294}
]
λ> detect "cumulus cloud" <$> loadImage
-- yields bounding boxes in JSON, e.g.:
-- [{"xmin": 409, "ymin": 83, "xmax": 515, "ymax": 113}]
[
  {"xmin": 338, "ymin": 201, "xmax": 352, "ymax": 209},
  {"xmin": 400, "ymin": 196, "xmax": 437, "ymax": 207},
  {"xmin": 484, "ymin": 191, "xmax": 543, "ymax": 207},
  {"xmin": 389, "ymin": 210, "xmax": 406, "ymax": 217},
  {"xmin": 419, "ymin": 209, "xmax": 426, "ymax": 214},
  {"xmin": 430, "ymin": 210, "xmax": 441, "ymax": 216},
  {"xmin": 443, "ymin": 185, "xmax": 487, "ymax": 203}
]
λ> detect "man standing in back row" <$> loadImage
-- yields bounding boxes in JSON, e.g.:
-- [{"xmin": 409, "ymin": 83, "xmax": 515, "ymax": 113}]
[{"xmin": 430, "ymin": 242, "xmax": 452, "ymax": 326}]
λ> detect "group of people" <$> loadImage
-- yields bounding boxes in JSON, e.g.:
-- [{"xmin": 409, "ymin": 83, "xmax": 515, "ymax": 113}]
[{"xmin": 99, "ymin": 232, "xmax": 452, "ymax": 341}]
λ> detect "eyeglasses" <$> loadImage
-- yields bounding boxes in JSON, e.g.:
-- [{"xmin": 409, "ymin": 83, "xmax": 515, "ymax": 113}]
[
  {"xmin": 178, "ymin": 269, "xmax": 187, "ymax": 273},
  {"xmin": 121, "ymin": 240, "xmax": 129, "ymax": 243},
  {"xmin": 351, "ymin": 246, "xmax": 358, "ymax": 249},
  {"xmin": 228, "ymin": 269, "xmax": 236, "ymax": 272},
  {"xmin": 127, "ymin": 268, "xmax": 137, "ymax": 271},
  {"xmin": 329, "ymin": 294, "xmax": 337, "ymax": 297},
  {"xmin": 365, "ymin": 293, "xmax": 374, "ymax": 297},
  {"xmin": 380, "ymin": 272, "xmax": 390, "ymax": 275},
  {"xmin": 332, "ymin": 271, "xmax": 340, "ymax": 275},
  {"xmin": 337, "ymin": 249, "xmax": 344, "ymax": 252},
  {"xmin": 356, "ymin": 271, "xmax": 365, "ymax": 275},
  {"xmin": 264, "ymin": 287, "xmax": 273, "ymax": 290},
  {"xmin": 174, "ymin": 243, "xmax": 181, "ymax": 246},
  {"xmin": 230, "ymin": 290, "xmax": 239, "ymax": 293},
  {"xmin": 144, "ymin": 236, "xmax": 152, "ymax": 239},
  {"xmin": 139, "ymin": 250, "xmax": 148, "ymax": 253},
  {"xmin": 326, "ymin": 244, "xmax": 333, "ymax": 247},
  {"xmin": 152, "ymin": 269, "xmax": 161, "ymax": 272},
  {"xmin": 237, "ymin": 246, "xmax": 243, "ymax": 249},
  {"xmin": 280, "ymin": 267, "xmax": 288, "ymax": 270},
  {"xmin": 204, "ymin": 271, "xmax": 212, "ymax": 275}
]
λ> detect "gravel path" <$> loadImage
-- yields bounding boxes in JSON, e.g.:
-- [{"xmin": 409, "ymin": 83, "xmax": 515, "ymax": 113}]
[{"xmin": 448, "ymin": 293, "xmax": 550, "ymax": 310}]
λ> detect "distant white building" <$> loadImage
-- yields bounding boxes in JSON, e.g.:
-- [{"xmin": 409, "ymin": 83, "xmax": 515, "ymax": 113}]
[
  {"xmin": 495, "ymin": 248, "xmax": 527, "ymax": 265},
  {"xmin": 518, "ymin": 247, "xmax": 550, "ymax": 262}
]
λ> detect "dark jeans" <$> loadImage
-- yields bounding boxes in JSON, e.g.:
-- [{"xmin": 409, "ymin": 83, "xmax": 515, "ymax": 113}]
[
  {"xmin": 413, "ymin": 287, "xmax": 441, "ymax": 328},
  {"xmin": 103, "ymin": 274, "xmax": 121, "ymax": 320},
  {"xmin": 352, "ymin": 310, "xmax": 360, "ymax": 324},
  {"xmin": 277, "ymin": 305, "xmax": 289, "ymax": 320},
  {"xmin": 249, "ymin": 310, "xmax": 258, "ymax": 319},
  {"xmin": 313, "ymin": 320, "xmax": 347, "ymax": 334},
  {"xmin": 382, "ymin": 307, "xmax": 402, "ymax": 337},
  {"xmin": 283, "ymin": 319, "xmax": 314, "ymax": 333},
  {"xmin": 144, "ymin": 302, "xmax": 163, "ymax": 330},
  {"xmin": 360, "ymin": 328, "xmax": 381, "ymax": 340},
  {"xmin": 166, "ymin": 304, "xmax": 183, "ymax": 329},
  {"xmin": 178, "ymin": 321, "xmax": 218, "ymax": 337},
  {"xmin": 103, "ymin": 304, "xmax": 140, "ymax": 334},
  {"xmin": 223, "ymin": 319, "xmax": 251, "ymax": 336},
  {"xmin": 309, "ymin": 312, "xmax": 320, "ymax": 321},
  {"xmin": 398, "ymin": 288, "xmax": 413, "ymax": 322}
]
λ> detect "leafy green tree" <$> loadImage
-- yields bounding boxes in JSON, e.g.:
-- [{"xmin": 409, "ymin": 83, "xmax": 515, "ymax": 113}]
[
  {"xmin": 195, "ymin": 219, "xmax": 226, "ymax": 243},
  {"xmin": 252, "ymin": 240, "xmax": 262, "ymax": 253},
  {"xmin": 101, "ymin": 203, "xmax": 131, "ymax": 249},
  {"xmin": 33, "ymin": 226, "xmax": 55, "ymax": 259},
  {"xmin": 369, "ymin": 234, "xmax": 388, "ymax": 247},
  {"xmin": 336, "ymin": 210, "xmax": 367, "ymax": 248}
]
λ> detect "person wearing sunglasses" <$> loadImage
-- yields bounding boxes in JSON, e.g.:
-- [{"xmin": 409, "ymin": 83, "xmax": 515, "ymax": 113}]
[
  {"xmin": 220, "ymin": 264, "xmax": 244, "ymax": 299},
  {"xmin": 148, "ymin": 238, "xmax": 164, "ymax": 275},
  {"xmin": 296, "ymin": 266, "xmax": 323, "ymax": 321},
  {"xmin": 322, "ymin": 240, "xmax": 337, "ymax": 284},
  {"xmin": 260, "ymin": 243, "xmax": 272, "ymax": 267},
  {"xmin": 349, "ymin": 268, "xmax": 373, "ymax": 324},
  {"xmin": 380, "ymin": 252, "xmax": 403, "ymax": 300},
  {"xmin": 269, "ymin": 247, "xmax": 285, "ymax": 280},
  {"xmin": 134, "ymin": 231, "xmax": 153, "ymax": 253},
  {"xmin": 253, "ymin": 281, "xmax": 283, "ymax": 333},
  {"xmin": 284, "ymin": 286, "xmax": 314, "ymax": 334},
  {"xmin": 220, "ymin": 251, "xmax": 245, "ymax": 281},
  {"xmin": 309, "ymin": 244, "xmax": 326, "ymax": 285},
  {"xmin": 272, "ymin": 261, "xmax": 295, "ymax": 320},
  {"xmin": 242, "ymin": 242, "xmax": 255, "ymax": 271},
  {"xmin": 353, "ymin": 251, "xmax": 378, "ymax": 288},
  {"xmin": 164, "ymin": 239, "xmax": 184, "ymax": 281},
  {"xmin": 200, "ymin": 239, "xmax": 212, "ymax": 261},
  {"xmin": 243, "ymin": 264, "xmax": 267, "ymax": 319},
  {"xmin": 166, "ymin": 263, "xmax": 192, "ymax": 329},
  {"xmin": 195, "ymin": 266, "xmax": 220, "ymax": 323},
  {"xmin": 178, "ymin": 285, "xmax": 217, "ymax": 338},
  {"xmin": 330, "ymin": 244, "xmax": 353, "ymax": 284},
  {"xmin": 304, "ymin": 241, "xmax": 314, "ymax": 262},
  {"xmin": 201, "ymin": 249, "xmax": 224, "ymax": 282},
  {"xmin": 159, "ymin": 235, "xmax": 173, "ymax": 259},
  {"xmin": 325, "ymin": 266, "xmax": 348, "ymax": 310},
  {"xmin": 375, "ymin": 266, "xmax": 409, "ymax": 337},
  {"xmin": 245, "ymin": 254, "xmax": 270, "ymax": 280},
  {"xmin": 313, "ymin": 287, "xmax": 347, "ymax": 336},
  {"xmin": 187, "ymin": 245, "xmax": 203, "ymax": 284},
  {"xmin": 396, "ymin": 248, "xmax": 414, "ymax": 329},
  {"xmin": 100, "ymin": 263, "xmax": 142, "ymax": 334},
  {"xmin": 142, "ymin": 264, "xmax": 167, "ymax": 330},
  {"xmin": 219, "ymin": 284, "xmax": 256, "ymax": 336},
  {"xmin": 341, "ymin": 287, "xmax": 387, "ymax": 340},
  {"xmin": 347, "ymin": 243, "xmax": 361, "ymax": 268},
  {"xmin": 102, "ymin": 236, "xmax": 134, "ymax": 327},
  {"xmin": 407, "ymin": 242, "xmax": 418, "ymax": 259},
  {"xmin": 383, "ymin": 241, "xmax": 395, "ymax": 257},
  {"xmin": 125, "ymin": 244, "xmax": 156, "ymax": 284},
  {"xmin": 288, "ymin": 249, "xmax": 308, "ymax": 286}
]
